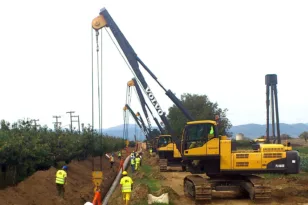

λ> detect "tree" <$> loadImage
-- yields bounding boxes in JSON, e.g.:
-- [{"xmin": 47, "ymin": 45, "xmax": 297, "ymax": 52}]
[
  {"xmin": 281, "ymin": 134, "xmax": 292, "ymax": 140},
  {"xmin": 299, "ymin": 131, "xmax": 308, "ymax": 142},
  {"xmin": 150, "ymin": 128, "xmax": 160, "ymax": 138},
  {"xmin": 167, "ymin": 93, "xmax": 232, "ymax": 136}
]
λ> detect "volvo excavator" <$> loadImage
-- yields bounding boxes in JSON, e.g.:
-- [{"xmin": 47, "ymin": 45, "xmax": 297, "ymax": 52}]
[
  {"xmin": 127, "ymin": 78, "xmax": 183, "ymax": 171},
  {"xmin": 91, "ymin": 9, "xmax": 300, "ymax": 202},
  {"xmin": 180, "ymin": 75, "xmax": 300, "ymax": 201}
]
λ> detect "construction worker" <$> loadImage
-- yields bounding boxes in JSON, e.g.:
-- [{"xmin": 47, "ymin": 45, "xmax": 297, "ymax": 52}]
[
  {"xmin": 92, "ymin": 187, "xmax": 102, "ymax": 205},
  {"xmin": 149, "ymin": 148, "xmax": 152, "ymax": 156},
  {"xmin": 135, "ymin": 155, "xmax": 141, "ymax": 170},
  {"xmin": 208, "ymin": 125, "xmax": 215, "ymax": 140},
  {"xmin": 110, "ymin": 154, "xmax": 115, "ymax": 168},
  {"xmin": 139, "ymin": 154, "xmax": 142, "ymax": 166},
  {"xmin": 55, "ymin": 165, "xmax": 68, "ymax": 198},
  {"xmin": 118, "ymin": 157, "xmax": 124, "ymax": 172},
  {"xmin": 118, "ymin": 151, "xmax": 122, "ymax": 160},
  {"xmin": 120, "ymin": 171, "xmax": 133, "ymax": 205},
  {"xmin": 130, "ymin": 156, "xmax": 135, "ymax": 173}
]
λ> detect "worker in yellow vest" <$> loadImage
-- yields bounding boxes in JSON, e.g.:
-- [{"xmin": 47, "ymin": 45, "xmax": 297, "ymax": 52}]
[
  {"xmin": 120, "ymin": 171, "xmax": 133, "ymax": 205},
  {"xmin": 130, "ymin": 156, "xmax": 135, "ymax": 173},
  {"xmin": 135, "ymin": 155, "xmax": 141, "ymax": 170},
  {"xmin": 149, "ymin": 148, "xmax": 152, "ymax": 156},
  {"xmin": 55, "ymin": 166, "xmax": 68, "ymax": 198},
  {"xmin": 118, "ymin": 151, "xmax": 122, "ymax": 160}
]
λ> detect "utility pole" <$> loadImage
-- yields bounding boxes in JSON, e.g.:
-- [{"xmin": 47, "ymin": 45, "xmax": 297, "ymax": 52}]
[
  {"xmin": 53, "ymin": 116, "xmax": 61, "ymax": 130},
  {"xmin": 72, "ymin": 115, "xmax": 80, "ymax": 134},
  {"xmin": 66, "ymin": 111, "xmax": 75, "ymax": 132},
  {"xmin": 31, "ymin": 119, "xmax": 40, "ymax": 130}
]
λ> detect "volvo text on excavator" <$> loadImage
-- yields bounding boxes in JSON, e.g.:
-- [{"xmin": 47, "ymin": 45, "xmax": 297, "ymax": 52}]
[{"xmin": 127, "ymin": 78, "xmax": 183, "ymax": 171}]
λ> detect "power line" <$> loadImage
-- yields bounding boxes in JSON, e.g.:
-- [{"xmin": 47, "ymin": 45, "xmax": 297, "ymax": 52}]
[
  {"xmin": 53, "ymin": 116, "xmax": 61, "ymax": 130},
  {"xmin": 72, "ymin": 115, "xmax": 81, "ymax": 134},
  {"xmin": 66, "ymin": 111, "xmax": 75, "ymax": 132},
  {"xmin": 31, "ymin": 119, "xmax": 39, "ymax": 130}
]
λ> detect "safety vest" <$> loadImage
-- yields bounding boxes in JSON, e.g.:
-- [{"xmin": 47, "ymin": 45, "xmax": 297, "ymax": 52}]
[
  {"xmin": 210, "ymin": 126, "xmax": 214, "ymax": 134},
  {"xmin": 130, "ymin": 157, "xmax": 135, "ymax": 165},
  {"xmin": 149, "ymin": 149, "xmax": 152, "ymax": 153},
  {"xmin": 110, "ymin": 156, "xmax": 114, "ymax": 162},
  {"xmin": 120, "ymin": 176, "xmax": 133, "ymax": 192},
  {"xmin": 135, "ymin": 158, "xmax": 140, "ymax": 164},
  {"xmin": 118, "ymin": 152, "xmax": 121, "ymax": 156},
  {"xmin": 55, "ymin": 170, "xmax": 67, "ymax": 185}
]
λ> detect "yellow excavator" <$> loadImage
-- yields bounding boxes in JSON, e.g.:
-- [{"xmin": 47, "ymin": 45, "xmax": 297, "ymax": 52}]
[
  {"xmin": 92, "ymin": 9, "xmax": 300, "ymax": 202},
  {"xmin": 181, "ymin": 75, "xmax": 300, "ymax": 201}
]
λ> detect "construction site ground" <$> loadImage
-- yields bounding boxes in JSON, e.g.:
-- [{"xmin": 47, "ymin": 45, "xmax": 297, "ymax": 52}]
[
  {"xmin": 1, "ymin": 140, "xmax": 308, "ymax": 205},
  {"xmin": 109, "ymin": 139, "xmax": 308, "ymax": 205},
  {"xmin": 0, "ymin": 148, "xmax": 133, "ymax": 205}
]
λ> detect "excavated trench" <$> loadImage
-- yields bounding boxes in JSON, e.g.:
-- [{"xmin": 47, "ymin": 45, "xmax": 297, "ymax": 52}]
[{"xmin": 0, "ymin": 148, "xmax": 136, "ymax": 205}]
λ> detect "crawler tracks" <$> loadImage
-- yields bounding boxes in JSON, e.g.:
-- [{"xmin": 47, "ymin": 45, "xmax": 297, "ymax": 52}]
[
  {"xmin": 159, "ymin": 159, "xmax": 168, "ymax": 171},
  {"xmin": 184, "ymin": 174, "xmax": 271, "ymax": 203}
]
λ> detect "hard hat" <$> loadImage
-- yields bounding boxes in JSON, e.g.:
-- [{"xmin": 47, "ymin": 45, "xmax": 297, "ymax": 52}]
[
  {"xmin": 62, "ymin": 165, "xmax": 68, "ymax": 170},
  {"xmin": 122, "ymin": 171, "xmax": 128, "ymax": 175}
]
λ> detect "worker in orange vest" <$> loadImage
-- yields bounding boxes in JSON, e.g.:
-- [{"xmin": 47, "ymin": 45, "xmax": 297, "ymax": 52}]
[
  {"xmin": 92, "ymin": 187, "xmax": 102, "ymax": 205},
  {"xmin": 118, "ymin": 157, "xmax": 124, "ymax": 172}
]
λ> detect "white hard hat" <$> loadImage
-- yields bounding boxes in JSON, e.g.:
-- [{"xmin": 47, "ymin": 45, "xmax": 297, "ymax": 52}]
[{"xmin": 84, "ymin": 202, "xmax": 93, "ymax": 205}]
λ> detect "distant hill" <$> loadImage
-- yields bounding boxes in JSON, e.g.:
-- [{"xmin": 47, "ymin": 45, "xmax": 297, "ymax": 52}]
[
  {"xmin": 101, "ymin": 123, "xmax": 308, "ymax": 140},
  {"xmin": 230, "ymin": 123, "xmax": 308, "ymax": 138}
]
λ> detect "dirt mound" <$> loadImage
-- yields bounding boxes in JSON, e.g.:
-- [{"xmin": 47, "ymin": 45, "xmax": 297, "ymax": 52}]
[
  {"xmin": 0, "ymin": 156, "xmax": 120, "ymax": 205},
  {"xmin": 131, "ymin": 184, "xmax": 149, "ymax": 203}
]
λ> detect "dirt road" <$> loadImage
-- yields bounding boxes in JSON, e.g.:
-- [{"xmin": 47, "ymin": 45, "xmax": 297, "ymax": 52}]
[{"xmin": 161, "ymin": 170, "xmax": 308, "ymax": 205}]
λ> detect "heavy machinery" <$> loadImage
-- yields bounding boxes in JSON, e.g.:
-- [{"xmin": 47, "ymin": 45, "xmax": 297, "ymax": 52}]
[
  {"xmin": 126, "ymin": 78, "xmax": 183, "ymax": 170},
  {"xmin": 91, "ymin": 9, "xmax": 300, "ymax": 201},
  {"xmin": 181, "ymin": 75, "xmax": 300, "ymax": 202},
  {"xmin": 126, "ymin": 78, "xmax": 164, "ymax": 152},
  {"xmin": 123, "ymin": 104, "xmax": 150, "ymax": 141}
]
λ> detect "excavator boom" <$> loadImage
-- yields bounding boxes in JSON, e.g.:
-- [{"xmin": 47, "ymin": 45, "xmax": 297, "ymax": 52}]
[{"xmin": 124, "ymin": 104, "xmax": 149, "ymax": 140}]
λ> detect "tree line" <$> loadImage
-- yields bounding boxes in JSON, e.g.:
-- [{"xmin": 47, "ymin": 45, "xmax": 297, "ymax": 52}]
[{"xmin": 0, "ymin": 119, "xmax": 125, "ymax": 188}]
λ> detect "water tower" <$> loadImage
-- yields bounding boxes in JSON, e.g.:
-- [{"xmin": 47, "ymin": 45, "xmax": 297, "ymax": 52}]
[{"xmin": 235, "ymin": 133, "xmax": 244, "ymax": 141}]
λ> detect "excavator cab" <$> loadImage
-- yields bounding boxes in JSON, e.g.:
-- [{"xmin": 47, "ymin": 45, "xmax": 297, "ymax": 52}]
[
  {"xmin": 181, "ymin": 120, "xmax": 220, "ymax": 158},
  {"xmin": 157, "ymin": 135, "xmax": 172, "ymax": 148},
  {"xmin": 157, "ymin": 134, "xmax": 182, "ymax": 171}
]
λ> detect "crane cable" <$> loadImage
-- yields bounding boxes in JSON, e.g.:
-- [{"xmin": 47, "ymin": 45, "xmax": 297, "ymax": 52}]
[
  {"xmin": 105, "ymin": 27, "xmax": 164, "ymax": 131},
  {"xmin": 105, "ymin": 28, "xmax": 147, "ymax": 97},
  {"xmin": 91, "ymin": 27, "xmax": 104, "ymax": 193}
]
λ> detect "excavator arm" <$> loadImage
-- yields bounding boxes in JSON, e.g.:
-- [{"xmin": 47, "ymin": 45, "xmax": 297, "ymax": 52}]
[
  {"xmin": 92, "ymin": 8, "xmax": 195, "ymax": 130},
  {"xmin": 128, "ymin": 78, "xmax": 164, "ymax": 134},
  {"xmin": 123, "ymin": 104, "xmax": 150, "ymax": 140}
]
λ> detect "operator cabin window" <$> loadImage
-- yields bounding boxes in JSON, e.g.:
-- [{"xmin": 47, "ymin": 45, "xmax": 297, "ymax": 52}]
[{"xmin": 185, "ymin": 123, "xmax": 215, "ymax": 150}]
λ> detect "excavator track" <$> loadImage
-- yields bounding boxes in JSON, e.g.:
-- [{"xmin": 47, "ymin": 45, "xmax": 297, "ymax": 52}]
[
  {"xmin": 184, "ymin": 175, "xmax": 212, "ymax": 201},
  {"xmin": 183, "ymin": 174, "xmax": 271, "ymax": 202},
  {"xmin": 241, "ymin": 175, "xmax": 271, "ymax": 200},
  {"xmin": 159, "ymin": 159, "xmax": 168, "ymax": 172}
]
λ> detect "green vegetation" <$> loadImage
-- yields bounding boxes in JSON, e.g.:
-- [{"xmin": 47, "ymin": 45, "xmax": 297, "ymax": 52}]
[
  {"xmin": 0, "ymin": 119, "xmax": 125, "ymax": 188},
  {"xmin": 135, "ymin": 165, "xmax": 160, "ymax": 192},
  {"xmin": 167, "ymin": 93, "xmax": 232, "ymax": 137},
  {"xmin": 296, "ymin": 147, "xmax": 308, "ymax": 172}
]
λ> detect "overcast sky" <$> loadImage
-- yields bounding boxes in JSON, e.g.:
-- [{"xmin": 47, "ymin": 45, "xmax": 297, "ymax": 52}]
[{"xmin": 0, "ymin": 0, "xmax": 307, "ymax": 130}]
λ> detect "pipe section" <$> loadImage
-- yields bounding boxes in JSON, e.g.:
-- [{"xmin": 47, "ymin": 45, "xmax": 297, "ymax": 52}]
[{"xmin": 102, "ymin": 147, "xmax": 142, "ymax": 205}]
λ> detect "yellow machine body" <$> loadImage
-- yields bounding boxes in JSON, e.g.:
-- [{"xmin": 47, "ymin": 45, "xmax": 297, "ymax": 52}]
[{"xmin": 181, "ymin": 120, "xmax": 300, "ymax": 175}]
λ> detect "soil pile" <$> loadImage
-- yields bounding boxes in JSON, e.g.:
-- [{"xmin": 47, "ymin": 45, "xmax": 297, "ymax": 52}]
[{"xmin": 0, "ymin": 155, "xmax": 121, "ymax": 205}]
